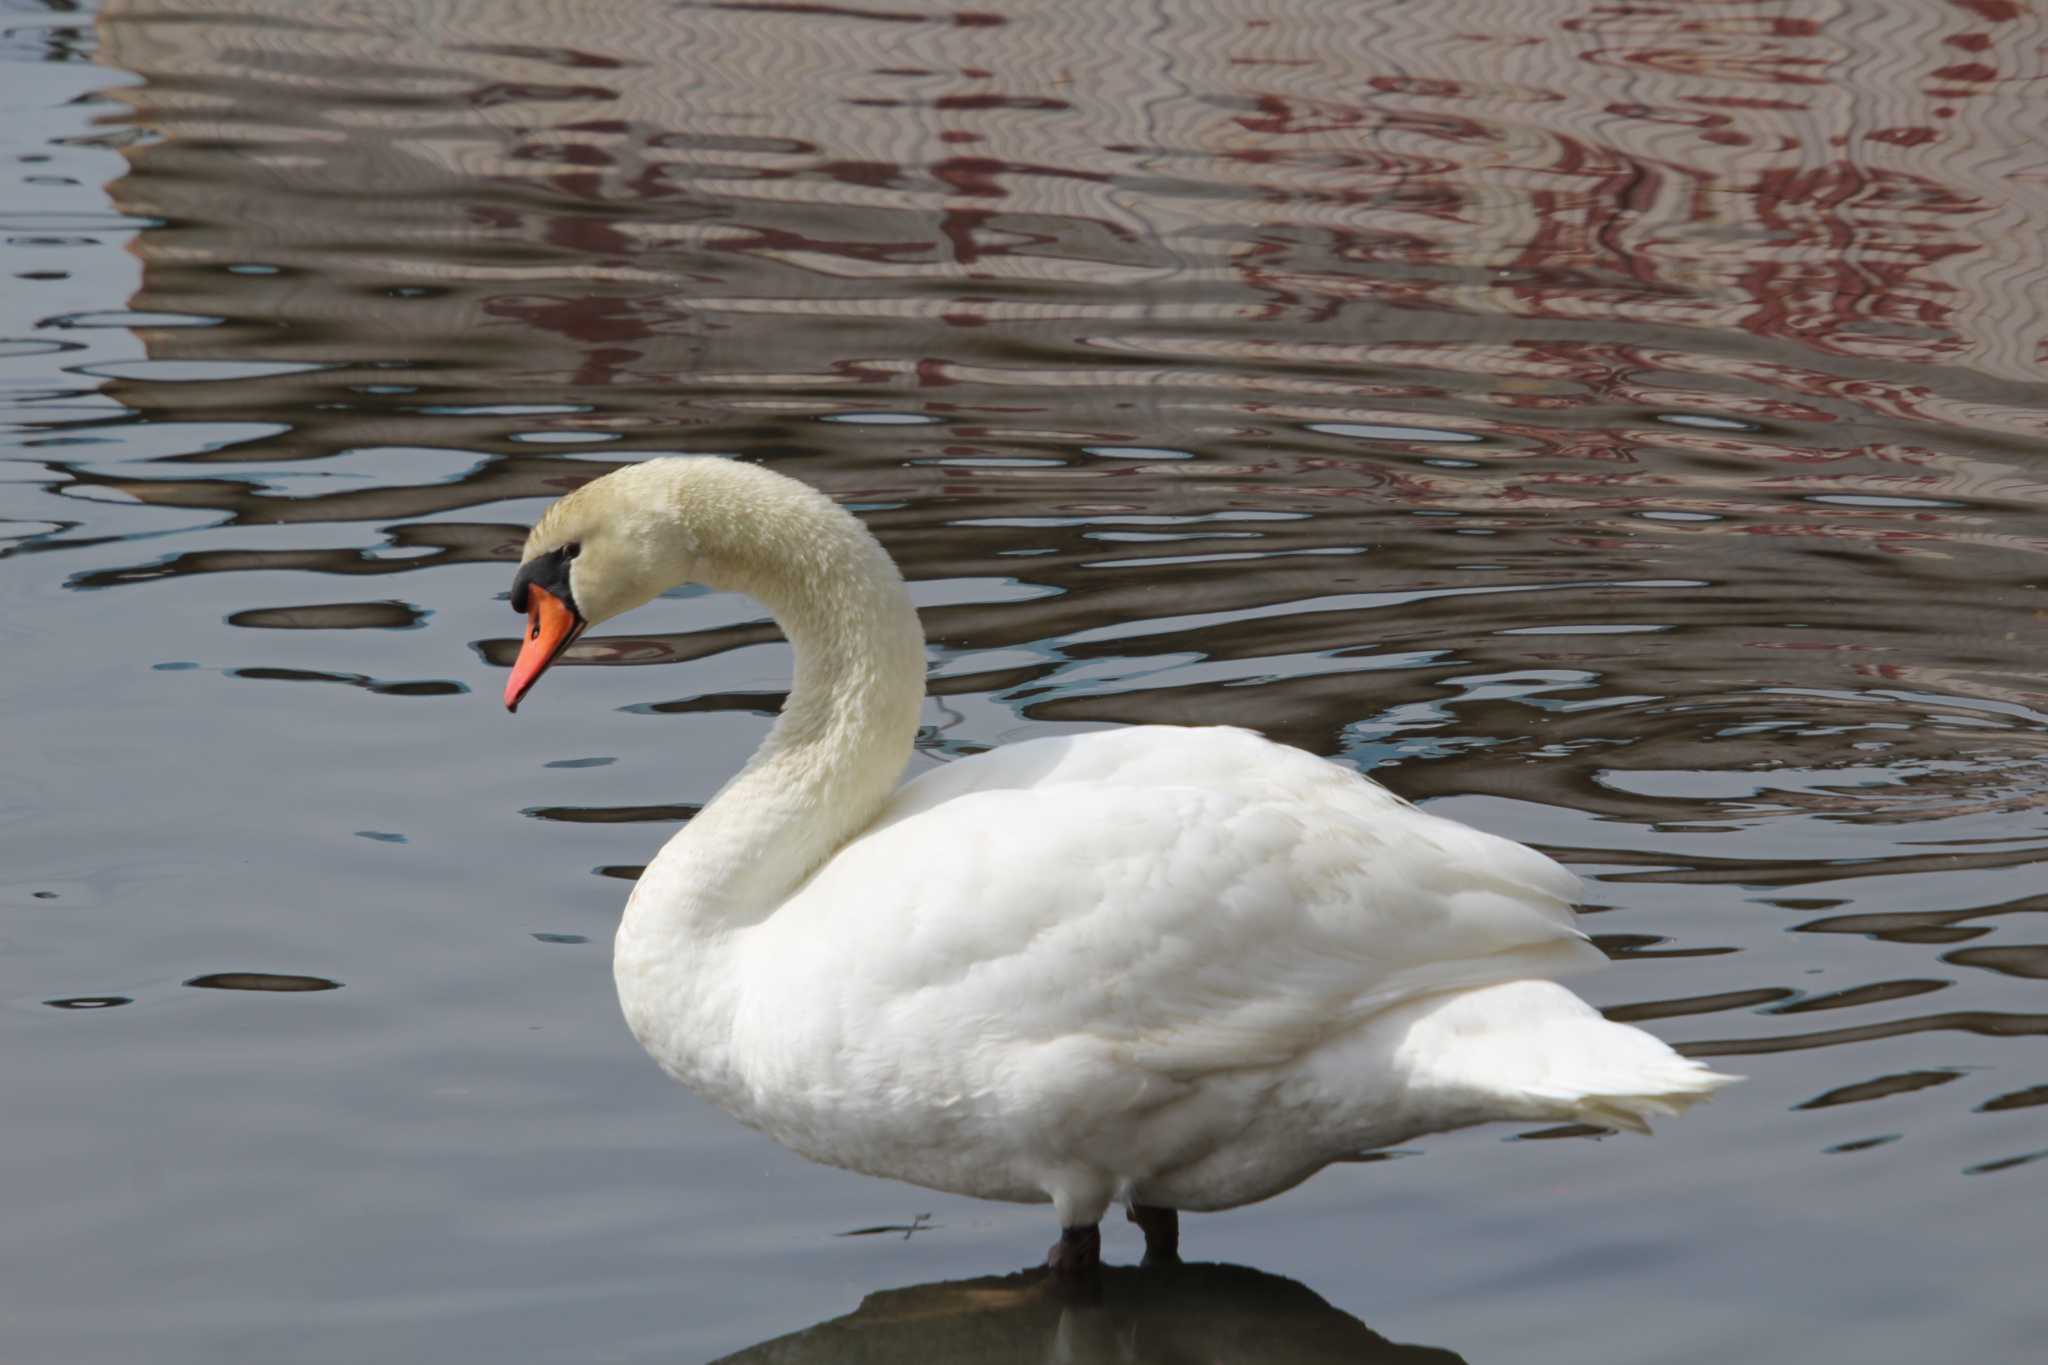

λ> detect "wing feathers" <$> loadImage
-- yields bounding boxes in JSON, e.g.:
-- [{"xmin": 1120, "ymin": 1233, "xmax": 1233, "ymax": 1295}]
[{"xmin": 772, "ymin": 727, "xmax": 1599, "ymax": 1082}]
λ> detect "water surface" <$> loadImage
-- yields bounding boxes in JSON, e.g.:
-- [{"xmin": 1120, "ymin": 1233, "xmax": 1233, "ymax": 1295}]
[{"xmin": 4, "ymin": 2, "xmax": 2045, "ymax": 1361}]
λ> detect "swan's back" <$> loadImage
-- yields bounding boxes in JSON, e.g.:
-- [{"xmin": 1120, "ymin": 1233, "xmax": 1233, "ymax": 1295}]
[{"xmin": 764, "ymin": 727, "xmax": 1600, "ymax": 1062}]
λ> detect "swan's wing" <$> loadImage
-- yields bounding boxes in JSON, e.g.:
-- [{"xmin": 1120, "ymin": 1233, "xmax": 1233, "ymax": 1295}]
[{"xmin": 766, "ymin": 727, "xmax": 1602, "ymax": 1080}]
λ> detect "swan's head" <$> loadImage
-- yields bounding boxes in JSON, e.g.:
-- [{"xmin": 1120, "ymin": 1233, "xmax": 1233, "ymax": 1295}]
[
  {"xmin": 503, "ymin": 455, "xmax": 910, "ymax": 712},
  {"xmin": 504, "ymin": 460, "xmax": 706, "ymax": 711}
]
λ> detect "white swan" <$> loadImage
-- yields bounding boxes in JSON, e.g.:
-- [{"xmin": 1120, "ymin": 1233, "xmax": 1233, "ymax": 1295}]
[{"xmin": 502, "ymin": 456, "xmax": 1736, "ymax": 1273}]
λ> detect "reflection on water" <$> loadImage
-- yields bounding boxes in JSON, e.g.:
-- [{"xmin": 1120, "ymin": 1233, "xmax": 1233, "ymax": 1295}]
[
  {"xmin": 184, "ymin": 971, "xmax": 341, "ymax": 993},
  {"xmin": 2, "ymin": 0, "xmax": 2045, "ymax": 1361},
  {"xmin": 716, "ymin": 1262, "xmax": 1462, "ymax": 1365}
]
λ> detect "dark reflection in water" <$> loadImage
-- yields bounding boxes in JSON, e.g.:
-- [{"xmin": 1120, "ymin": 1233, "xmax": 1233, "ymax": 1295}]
[
  {"xmin": 228, "ymin": 600, "xmax": 426, "ymax": 630},
  {"xmin": 183, "ymin": 972, "xmax": 342, "ymax": 993},
  {"xmin": 521, "ymin": 803, "xmax": 701, "ymax": 824},
  {"xmin": 714, "ymin": 1263, "xmax": 1463, "ymax": 1365},
  {"xmin": 229, "ymin": 665, "xmax": 466, "ymax": 696},
  {"xmin": 42, "ymin": 974, "xmax": 342, "ymax": 1006},
  {"xmin": 1, "ymin": 0, "xmax": 2044, "ymax": 1362}
]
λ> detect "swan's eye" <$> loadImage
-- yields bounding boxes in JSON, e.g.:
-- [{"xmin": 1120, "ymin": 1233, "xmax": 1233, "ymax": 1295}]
[{"xmin": 565, "ymin": 542, "xmax": 582, "ymax": 560}]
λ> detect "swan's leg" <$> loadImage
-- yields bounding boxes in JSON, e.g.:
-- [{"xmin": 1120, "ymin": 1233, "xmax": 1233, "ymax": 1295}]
[
  {"xmin": 1044, "ymin": 1171, "xmax": 1111, "ymax": 1277},
  {"xmin": 1044, "ymin": 1224, "xmax": 1101, "ymax": 1277},
  {"xmin": 1127, "ymin": 1204, "xmax": 1180, "ymax": 1266}
]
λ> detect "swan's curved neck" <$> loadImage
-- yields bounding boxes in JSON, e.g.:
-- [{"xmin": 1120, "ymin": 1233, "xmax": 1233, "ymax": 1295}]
[{"xmin": 619, "ymin": 467, "xmax": 926, "ymax": 948}]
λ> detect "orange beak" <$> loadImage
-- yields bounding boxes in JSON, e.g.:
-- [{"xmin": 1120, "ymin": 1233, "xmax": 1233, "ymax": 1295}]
[{"xmin": 504, "ymin": 585, "xmax": 586, "ymax": 712}]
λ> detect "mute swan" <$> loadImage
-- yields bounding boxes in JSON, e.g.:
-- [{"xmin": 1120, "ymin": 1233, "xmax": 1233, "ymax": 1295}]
[{"xmin": 503, "ymin": 456, "xmax": 1736, "ymax": 1275}]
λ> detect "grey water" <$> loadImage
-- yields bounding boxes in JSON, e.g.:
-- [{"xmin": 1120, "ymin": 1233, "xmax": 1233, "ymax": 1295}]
[{"xmin": 3, "ymin": 1, "xmax": 2045, "ymax": 1361}]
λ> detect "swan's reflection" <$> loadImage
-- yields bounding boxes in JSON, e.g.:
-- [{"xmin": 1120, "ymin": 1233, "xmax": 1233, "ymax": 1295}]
[{"xmin": 713, "ymin": 1261, "xmax": 1464, "ymax": 1364}]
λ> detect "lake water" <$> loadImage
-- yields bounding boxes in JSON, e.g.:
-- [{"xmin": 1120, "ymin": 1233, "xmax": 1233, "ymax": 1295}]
[{"xmin": 4, "ymin": 1, "xmax": 2045, "ymax": 1361}]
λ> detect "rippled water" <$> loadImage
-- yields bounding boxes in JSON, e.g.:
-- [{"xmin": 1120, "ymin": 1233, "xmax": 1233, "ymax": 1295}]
[{"xmin": 4, "ymin": 1, "xmax": 2045, "ymax": 1360}]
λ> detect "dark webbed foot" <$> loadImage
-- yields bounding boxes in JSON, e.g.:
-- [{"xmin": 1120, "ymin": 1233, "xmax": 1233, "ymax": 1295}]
[
  {"xmin": 1044, "ymin": 1223, "xmax": 1101, "ymax": 1278},
  {"xmin": 1127, "ymin": 1203, "xmax": 1180, "ymax": 1266}
]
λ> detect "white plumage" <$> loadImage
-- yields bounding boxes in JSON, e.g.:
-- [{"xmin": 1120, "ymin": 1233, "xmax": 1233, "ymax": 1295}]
[{"xmin": 504, "ymin": 456, "xmax": 1735, "ymax": 1262}]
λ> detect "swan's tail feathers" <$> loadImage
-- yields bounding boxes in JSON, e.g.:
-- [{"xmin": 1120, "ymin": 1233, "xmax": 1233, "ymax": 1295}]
[
  {"xmin": 1398, "ymin": 980, "xmax": 1742, "ymax": 1135},
  {"xmin": 1546, "ymin": 1060, "xmax": 1742, "ymax": 1136}
]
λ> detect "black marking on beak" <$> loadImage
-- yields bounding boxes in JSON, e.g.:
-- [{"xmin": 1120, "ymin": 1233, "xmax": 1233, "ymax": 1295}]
[{"xmin": 510, "ymin": 543, "xmax": 580, "ymax": 618}]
